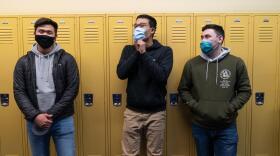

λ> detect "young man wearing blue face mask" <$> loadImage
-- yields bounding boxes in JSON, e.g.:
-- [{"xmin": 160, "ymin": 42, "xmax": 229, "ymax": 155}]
[
  {"xmin": 117, "ymin": 14, "xmax": 173, "ymax": 156},
  {"xmin": 178, "ymin": 24, "xmax": 251, "ymax": 156},
  {"xmin": 13, "ymin": 17, "xmax": 79, "ymax": 156}
]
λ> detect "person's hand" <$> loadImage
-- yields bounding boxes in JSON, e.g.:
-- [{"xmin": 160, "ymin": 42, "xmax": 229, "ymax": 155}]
[
  {"xmin": 135, "ymin": 40, "xmax": 146, "ymax": 54},
  {"xmin": 34, "ymin": 113, "xmax": 53, "ymax": 128}
]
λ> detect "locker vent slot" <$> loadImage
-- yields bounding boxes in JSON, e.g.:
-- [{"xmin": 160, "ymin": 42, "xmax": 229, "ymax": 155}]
[
  {"xmin": 170, "ymin": 26, "xmax": 187, "ymax": 43},
  {"xmin": 257, "ymin": 26, "xmax": 274, "ymax": 42},
  {"xmin": 83, "ymin": 27, "xmax": 99, "ymax": 43},
  {"xmin": 0, "ymin": 28, "xmax": 14, "ymax": 44},
  {"xmin": 112, "ymin": 26, "xmax": 129, "ymax": 43},
  {"xmin": 228, "ymin": 26, "xmax": 246, "ymax": 42},
  {"xmin": 25, "ymin": 27, "xmax": 34, "ymax": 44},
  {"xmin": 57, "ymin": 27, "xmax": 71, "ymax": 44}
]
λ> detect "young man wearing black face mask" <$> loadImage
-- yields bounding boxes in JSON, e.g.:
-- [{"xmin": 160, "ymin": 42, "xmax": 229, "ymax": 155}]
[
  {"xmin": 117, "ymin": 14, "xmax": 173, "ymax": 156},
  {"xmin": 178, "ymin": 24, "xmax": 251, "ymax": 156},
  {"xmin": 13, "ymin": 17, "xmax": 79, "ymax": 156}
]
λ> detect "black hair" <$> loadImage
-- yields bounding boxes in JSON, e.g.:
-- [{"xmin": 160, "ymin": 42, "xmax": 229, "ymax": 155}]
[
  {"xmin": 34, "ymin": 17, "xmax": 58, "ymax": 35},
  {"xmin": 136, "ymin": 14, "xmax": 157, "ymax": 31},
  {"xmin": 202, "ymin": 24, "xmax": 225, "ymax": 40}
]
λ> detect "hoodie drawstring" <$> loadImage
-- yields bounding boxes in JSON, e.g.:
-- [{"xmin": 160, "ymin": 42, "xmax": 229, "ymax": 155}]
[
  {"xmin": 205, "ymin": 59, "xmax": 219, "ymax": 85},
  {"xmin": 47, "ymin": 55, "xmax": 51, "ymax": 82},
  {"xmin": 216, "ymin": 59, "xmax": 219, "ymax": 85},
  {"xmin": 206, "ymin": 60, "xmax": 209, "ymax": 80}
]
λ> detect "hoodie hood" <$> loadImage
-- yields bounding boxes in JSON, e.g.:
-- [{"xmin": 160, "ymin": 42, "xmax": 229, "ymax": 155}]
[
  {"xmin": 200, "ymin": 47, "xmax": 230, "ymax": 62},
  {"xmin": 146, "ymin": 39, "xmax": 162, "ymax": 51},
  {"xmin": 200, "ymin": 47, "xmax": 230, "ymax": 85},
  {"xmin": 32, "ymin": 43, "xmax": 61, "ymax": 57}
]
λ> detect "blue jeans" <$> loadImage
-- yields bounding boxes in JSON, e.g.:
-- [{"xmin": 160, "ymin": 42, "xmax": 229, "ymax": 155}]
[
  {"xmin": 27, "ymin": 116, "xmax": 75, "ymax": 156},
  {"xmin": 192, "ymin": 122, "xmax": 238, "ymax": 156}
]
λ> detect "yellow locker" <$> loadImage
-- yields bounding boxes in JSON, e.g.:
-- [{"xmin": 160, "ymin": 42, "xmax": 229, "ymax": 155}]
[
  {"xmin": 224, "ymin": 15, "xmax": 252, "ymax": 156},
  {"xmin": 51, "ymin": 16, "xmax": 81, "ymax": 156},
  {"xmin": 0, "ymin": 17, "xmax": 24, "ymax": 156},
  {"xmin": 166, "ymin": 14, "xmax": 194, "ymax": 156},
  {"xmin": 107, "ymin": 15, "xmax": 133, "ymax": 156},
  {"xmin": 279, "ymin": 14, "xmax": 280, "ymax": 156},
  {"xmin": 79, "ymin": 16, "xmax": 107, "ymax": 156},
  {"xmin": 21, "ymin": 17, "xmax": 41, "ymax": 53},
  {"xmin": 252, "ymin": 15, "xmax": 279, "ymax": 156},
  {"xmin": 50, "ymin": 17, "xmax": 77, "ymax": 57},
  {"xmin": 151, "ymin": 15, "xmax": 165, "ymax": 44},
  {"xmin": 194, "ymin": 14, "xmax": 223, "ymax": 56}
]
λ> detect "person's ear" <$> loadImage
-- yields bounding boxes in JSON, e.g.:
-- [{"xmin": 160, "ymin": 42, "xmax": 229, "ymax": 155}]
[
  {"xmin": 150, "ymin": 28, "xmax": 155, "ymax": 35},
  {"xmin": 218, "ymin": 36, "xmax": 224, "ymax": 44}
]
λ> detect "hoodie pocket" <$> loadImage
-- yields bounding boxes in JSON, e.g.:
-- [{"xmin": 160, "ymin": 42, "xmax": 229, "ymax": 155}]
[{"xmin": 195, "ymin": 100, "xmax": 234, "ymax": 122}]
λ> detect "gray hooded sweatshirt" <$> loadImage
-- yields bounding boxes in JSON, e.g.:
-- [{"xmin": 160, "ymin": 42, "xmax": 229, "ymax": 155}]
[
  {"xmin": 31, "ymin": 43, "xmax": 61, "ymax": 112},
  {"xmin": 200, "ymin": 47, "xmax": 230, "ymax": 84}
]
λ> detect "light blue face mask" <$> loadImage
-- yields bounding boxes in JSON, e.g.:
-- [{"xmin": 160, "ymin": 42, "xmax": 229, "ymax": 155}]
[
  {"xmin": 200, "ymin": 40, "xmax": 214, "ymax": 55},
  {"xmin": 133, "ymin": 27, "xmax": 146, "ymax": 41}
]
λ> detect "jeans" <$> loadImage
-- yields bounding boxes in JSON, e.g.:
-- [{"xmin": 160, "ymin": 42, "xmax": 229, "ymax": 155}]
[
  {"xmin": 192, "ymin": 122, "xmax": 238, "ymax": 156},
  {"xmin": 27, "ymin": 116, "xmax": 75, "ymax": 156}
]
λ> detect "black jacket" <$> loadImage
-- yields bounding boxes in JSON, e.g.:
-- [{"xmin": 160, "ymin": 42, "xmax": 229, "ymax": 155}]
[
  {"xmin": 117, "ymin": 40, "xmax": 173, "ymax": 112},
  {"xmin": 13, "ymin": 49, "xmax": 79, "ymax": 121}
]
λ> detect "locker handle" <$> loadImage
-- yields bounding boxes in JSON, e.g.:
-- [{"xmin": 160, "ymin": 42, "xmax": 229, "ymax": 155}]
[
  {"xmin": 59, "ymin": 20, "xmax": 65, "ymax": 24},
  {"xmin": 204, "ymin": 19, "xmax": 212, "ymax": 24},
  {"xmin": 2, "ymin": 22, "xmax": 8, "ymax": 24},
  {"xmin": 0, "ymin": 94, "xmax": 9, "ymax": 107},
  {"xmin": 263, "ymin": 18, "xmax": 269, "ymax": 23},
  {"xmin": 234, "ymin": 18, "xmax": 241, "ymax": 23},
  {"xmin": 84, "ymin": 93, "xmax": 93, "ymax": 107},
  {"xmin": 88, "ymin": 20, "xmax": 96, "ymax": 24},
  {"xmin": 170, "ymin": 93, "xmax": 178, "ymax": 106},
  {"xmin": 116, "ymin": 20, "xmax": 124, "ymax": 24},
  {"xmin": 255, "ymin": 92, "xmax": 264, "ymax": 106},
  {"xmin": 112, "ymin": 94, "xmax": 122, "ymax": 107},
  {"xmin": 175, "ymin": 19, "xmax": 183, "ymax": 23}
]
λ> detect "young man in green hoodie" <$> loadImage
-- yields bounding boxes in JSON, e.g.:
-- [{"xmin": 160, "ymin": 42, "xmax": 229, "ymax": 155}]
[
  {"xmin": 117, "ymin": 14, "xmax": 173, "ymax": 156},
  {"xmin": 178, "ymin": 24, "xmax": 251, "ymax": 156},
  {"xmin": 13, "ymin": 17, "xmax": 79, "ymax": 156}
]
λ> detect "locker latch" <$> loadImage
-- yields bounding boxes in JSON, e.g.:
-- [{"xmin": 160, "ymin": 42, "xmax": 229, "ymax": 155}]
[
  {"xmin": 112, "ymin": 94, "xmax": 122, "ymax": 107},
  {"xmin": 84, "ymin": 93, "xmax": 93, "ymax": 107},
  {"xmin": 0, "ymin": 94, "xmax": 9, "ymax": 107},
  {"xmin": 255, "ymin": 92, "xmax": 264, "ymax": 105},
  {"xmin": 170, "ymin": 93, "xmax": 178, "ymax": 106}
]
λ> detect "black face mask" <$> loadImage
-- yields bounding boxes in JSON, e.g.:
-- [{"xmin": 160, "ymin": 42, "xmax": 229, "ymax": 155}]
[{"xmin": 35, "ymin": 35, "xmax": 55, "ymax": 49}]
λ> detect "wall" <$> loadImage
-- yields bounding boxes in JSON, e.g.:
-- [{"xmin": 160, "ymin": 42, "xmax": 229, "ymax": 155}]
[{"xmin": 0, "ymin": 0, "xmax": 280, "ymax": 14}]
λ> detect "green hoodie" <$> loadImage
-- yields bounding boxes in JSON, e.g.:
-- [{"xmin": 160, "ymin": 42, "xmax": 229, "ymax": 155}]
[{"xmin": 178, "ymin": 47, "xmax": 251, "ymax": 129}]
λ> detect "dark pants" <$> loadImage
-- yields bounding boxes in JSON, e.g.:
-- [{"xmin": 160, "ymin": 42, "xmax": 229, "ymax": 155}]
[{"xmin": 192, "ymin": 122, "xmax": 238, "ymax": 156}]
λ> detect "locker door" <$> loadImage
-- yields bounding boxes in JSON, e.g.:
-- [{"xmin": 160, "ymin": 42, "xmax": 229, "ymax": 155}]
[
  {"xmin": 166, "ymin": 15, "xmax": 193, "ymax": 156},
  {"xmin": 79, "ymin": 16, "xmax": 106, "ymax": 156},
  {"xmin": 252, "ymin": 15, "xmax": 278, "ymax": 156},
  {"xmin": 51, "ymin": 16, "xmax": 80, "ymax": 156},
  {"xmin": 224, "ymin": 15, "xmax": 252, "ymax": 156},
  {"xmin": 279, "ymin": 14, "xmax": 280, "ymax": 156},
  {"xmin": 108, "ymin": 15, "xmax": 133, "ymax": 156},
  {"xmin": 22, "ymin": 17, "xmax": 39, "ymax": 53},
  {"xmin": 50, "ymin": 17, "xmax": 76, "ymax": 57},
  {"xmin": 0, "ymin": 17, "xmax": 24, "ymax": 156},
  {"xmin": 195, "ymin": 15, "xmax": 221, "ymax": 55},
  {"xmin": 153, "ymin": 15, "xmax": 165, "ymax": 44}
]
